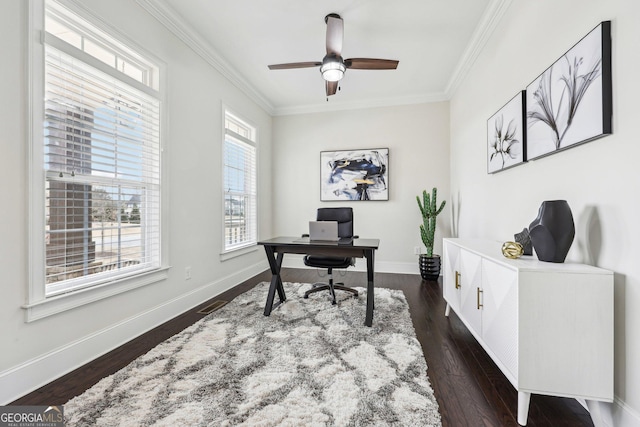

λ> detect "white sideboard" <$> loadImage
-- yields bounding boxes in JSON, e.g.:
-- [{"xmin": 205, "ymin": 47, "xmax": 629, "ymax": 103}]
[{"xmin": 443, "ymin": 238, "xmax": 614, "ymax": 426}]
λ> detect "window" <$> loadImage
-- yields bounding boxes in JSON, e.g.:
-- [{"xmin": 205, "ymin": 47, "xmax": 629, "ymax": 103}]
[
  {"xmin": 44, "ymin": 1, "xmax": 158, "ymax": 90},
  {"xmin": 223, "ymin": 111, "xmax": 257, "ymax": 252},
  {"xmin": 27, "ymin": 0, "xmax": 164, "ymax": 316}
]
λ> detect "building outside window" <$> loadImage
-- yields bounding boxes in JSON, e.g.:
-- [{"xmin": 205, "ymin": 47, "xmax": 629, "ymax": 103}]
[{"xmin": 223, "ymin": 111, "xmax": 257, "ymax": 252}]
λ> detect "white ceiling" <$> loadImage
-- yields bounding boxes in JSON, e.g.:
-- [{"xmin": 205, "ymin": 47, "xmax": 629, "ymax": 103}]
[{"xmin": 141, "ymin": 0, "xmax": 508, "ymax": 115}]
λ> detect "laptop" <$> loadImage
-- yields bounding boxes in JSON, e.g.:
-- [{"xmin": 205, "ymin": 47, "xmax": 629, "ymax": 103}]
[{"xmin": 308, "ymin": 221, "xmax": 340, "ymax": 242}]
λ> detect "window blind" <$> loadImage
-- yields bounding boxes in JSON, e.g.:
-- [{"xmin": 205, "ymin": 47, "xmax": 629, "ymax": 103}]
[
  {"xmin": 44, "ymin": 43, "xmax": 161, "ymax": 295},
  {"xmin": 223, "ymin": 114, "xmax": 257, "ymax": 251}
]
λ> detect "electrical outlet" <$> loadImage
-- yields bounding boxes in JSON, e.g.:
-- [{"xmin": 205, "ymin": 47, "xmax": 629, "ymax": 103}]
[
  {"xmin": 185, "ymin": 266, "xmax": 192, "ymax": 280},
  {"xmin": 414, "ymin": 246, "xmax": 421, "ymax": 255}
]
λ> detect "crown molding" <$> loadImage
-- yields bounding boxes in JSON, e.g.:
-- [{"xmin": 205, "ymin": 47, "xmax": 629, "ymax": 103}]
[
  {"xmin": 444, "ymin": 0, "xmax": 514, "ymax": 99},
  {"xmin": 135, "ymin": 0, "xmax": 511, "ymax": 116},
  {"xmin": 135, "ymin": 0, "xmax": 275, "ymax": 115}
]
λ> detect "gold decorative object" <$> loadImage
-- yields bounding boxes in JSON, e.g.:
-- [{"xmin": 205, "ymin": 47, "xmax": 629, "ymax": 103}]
[{"xmin": 502, "ymin": 241, "xmax": 524, "ymax": 259}]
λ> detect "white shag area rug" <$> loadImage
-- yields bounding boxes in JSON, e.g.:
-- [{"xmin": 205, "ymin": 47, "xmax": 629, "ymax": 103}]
[{"xmin": 64, "ymin": 282, "xmax": 442, "ymax": 426}]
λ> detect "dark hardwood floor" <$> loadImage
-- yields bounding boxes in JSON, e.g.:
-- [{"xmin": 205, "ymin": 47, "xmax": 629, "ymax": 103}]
[{"xmin": 12, "ymin": 268, "xmax": 593, "ymax": 426}]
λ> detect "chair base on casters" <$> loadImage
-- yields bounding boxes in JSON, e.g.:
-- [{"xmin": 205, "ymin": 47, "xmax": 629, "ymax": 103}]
[{"xmin": 304, "ymin": 268, "xmax": 358, "ymax": 305}]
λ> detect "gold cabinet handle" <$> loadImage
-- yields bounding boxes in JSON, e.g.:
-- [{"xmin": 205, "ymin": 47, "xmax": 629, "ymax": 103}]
[
  {"xmin": 455, "ymin": 271, "xmax": 461, "ymax": 289},
  {"xmin": 477, "ymin": 287, "xmax": 483, "ymax": 310}
]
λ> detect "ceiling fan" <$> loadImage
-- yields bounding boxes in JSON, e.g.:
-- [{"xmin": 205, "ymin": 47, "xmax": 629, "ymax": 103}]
[{"xmin": 268, "ymin": 13, "xmax": 399, "ymax": 97}]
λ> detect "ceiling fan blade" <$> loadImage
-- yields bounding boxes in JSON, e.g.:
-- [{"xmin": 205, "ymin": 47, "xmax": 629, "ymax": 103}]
[
  {"xmin": 268, "ymin": 61, "xmax": 322, "ymax": 70},
  {"xmin": 325, "ymin": 14, "xmax": 343, "ymax": 56},
  {"xmin": 345, "ymin": 58, "xmax": 399, "ymax": 70},
  {"xmin": 326, "ymin": 80, "xmax": 338, "ymax": 96}
]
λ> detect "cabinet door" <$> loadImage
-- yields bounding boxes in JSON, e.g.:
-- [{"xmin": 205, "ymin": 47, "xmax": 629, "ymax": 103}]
[
  {"xmin": 481, "ymin": 259, "xmax": 519, "ymax": 381},
  {"xmin": 443, "ymin": 241, "xmax": 461, "ymax": 313},
  {"xmin": 459, "ymin": 249, "xmax": 482, "ymax": 339}
]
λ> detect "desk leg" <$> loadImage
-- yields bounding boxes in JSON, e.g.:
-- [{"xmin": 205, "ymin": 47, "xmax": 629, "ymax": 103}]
[
  {"xmin": 263, "ymin": 247, "xmax": 286, "ymax": 316},
  {"xmin": 365, "ymin": 249, "xmax": 375, "ymax": 327},
  {"xmin": 275, "ymin": 266, "xmax": 286, "ymax": 302}
]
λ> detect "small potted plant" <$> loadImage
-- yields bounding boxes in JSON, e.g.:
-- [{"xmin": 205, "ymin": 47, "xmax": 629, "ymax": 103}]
[{"xmin": 416, "ymin": 188, "xmax": 446, "ymax": 281}]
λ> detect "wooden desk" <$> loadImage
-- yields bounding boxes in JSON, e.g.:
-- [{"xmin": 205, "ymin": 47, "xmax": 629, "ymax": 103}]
[{"xmin": 257, "ymin": 236, "xmax": 380, "ymax": 326}]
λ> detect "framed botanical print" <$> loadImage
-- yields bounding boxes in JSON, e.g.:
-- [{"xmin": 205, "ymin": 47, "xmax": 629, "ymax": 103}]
[
  {"xmin": 526, "ymin": 21, "xmax": 612, "ymax": 160},
  {"xmin": 487, "ymin": 91, "xmax": 526, "ymax": 173}
]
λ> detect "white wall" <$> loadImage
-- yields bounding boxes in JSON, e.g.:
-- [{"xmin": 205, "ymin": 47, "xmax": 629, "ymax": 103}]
[
  {"xmin": 272, "ymin": 103, "xmax": 450, "ymax": 273},
  {"xmin": 450, "ymin": 0, "xmax": 640, "ymax": 424},
  {"xmin": 0, "ymin": 0, "xmax": 271, "ymax": 403},
  {"xmin": 5, "ymin": 0, "xmax": 636, "ymax": 422}
]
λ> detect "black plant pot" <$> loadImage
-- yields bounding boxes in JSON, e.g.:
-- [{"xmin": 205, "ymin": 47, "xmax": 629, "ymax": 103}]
[{"xmin": 419, "ymin": 254, "xmax": 441, "ymax": 281}]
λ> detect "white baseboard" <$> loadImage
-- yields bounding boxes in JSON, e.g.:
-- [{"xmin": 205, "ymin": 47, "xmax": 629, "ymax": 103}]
[
  {"xmin": 582, "ymin": 398, "xmax": 640, "ymax": 427},
  {"xmin": 610, "ymin": 397, "xmax": 640, "ymax": 427},
  {"xmin": 0, "ymin": 260, "xmax": 268, "ymax": 405}
]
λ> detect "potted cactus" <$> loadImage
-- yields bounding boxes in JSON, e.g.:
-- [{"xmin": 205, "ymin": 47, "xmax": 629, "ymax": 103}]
[{"xmin": 417, "ymin": 188, "xmax": 446, "ymax": 281}]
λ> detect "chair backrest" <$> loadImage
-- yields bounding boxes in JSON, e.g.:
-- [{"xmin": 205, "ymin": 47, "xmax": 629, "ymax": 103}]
[{"xmin": 316, "ymin": 207, "xmax": 353, "ymax": 238}]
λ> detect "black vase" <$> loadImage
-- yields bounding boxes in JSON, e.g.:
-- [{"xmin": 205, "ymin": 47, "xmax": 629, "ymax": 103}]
[
  {"xmin": 529, "ymin": 200, "xmax": 575, "ymax": 263},
  {"xmin": 419, "ymin": 254, "xmax": 441, "ymax": 281}
]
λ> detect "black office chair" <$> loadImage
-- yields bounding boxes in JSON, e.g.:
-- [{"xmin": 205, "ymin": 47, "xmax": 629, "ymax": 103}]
[{"xmin": 304, "ymin": 207, "xmax": 359, "ymax": 305}]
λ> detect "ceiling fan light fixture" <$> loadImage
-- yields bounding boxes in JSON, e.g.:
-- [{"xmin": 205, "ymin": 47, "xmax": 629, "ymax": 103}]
[
  {"xmin": 320, "ymin": 59, "xmax": 346, "ymax": 82},
  {"xmin": 267, "ymin": 14, "xmax": 398, "ymax": 96}
]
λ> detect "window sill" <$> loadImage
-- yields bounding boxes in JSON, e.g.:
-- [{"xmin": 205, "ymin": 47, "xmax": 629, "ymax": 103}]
[
  {"xmin": 22, "ymin": 267, "xmax": 170, "ymax": 322},
  {"xmin": 220, "ymin": 245, "xmax": 259, "ymax": 261}
]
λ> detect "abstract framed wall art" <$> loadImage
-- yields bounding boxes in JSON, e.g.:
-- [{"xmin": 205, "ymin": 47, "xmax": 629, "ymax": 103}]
[
  {"xmin": 526, "ymin": 21, "xmax": 612, "ymax": 161},
  {"xmin": 320, "ymin": 148, "xmax": 389, "ymax": 201},
  {"xmin": 487, "ymin": 90, "xmax": 526, "ymax": 173}
]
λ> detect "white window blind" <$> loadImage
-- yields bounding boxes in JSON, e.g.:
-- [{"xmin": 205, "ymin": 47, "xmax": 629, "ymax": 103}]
[
  {"xmin": 43, "ymin": 1, "xmax": 161, "ymax": 296},
  {"xmin": 44, "ymin": 0, "xmax": 158, "ymax": 90},
  {"xmin": 223, "ymin": 112, "xmax": 257, "ymax": 252}
]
